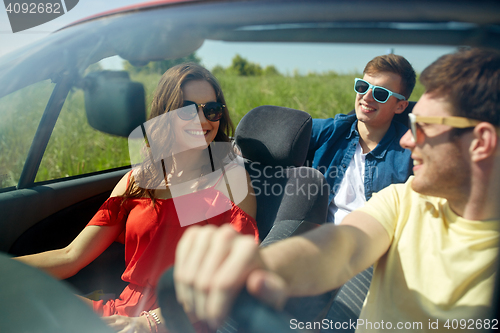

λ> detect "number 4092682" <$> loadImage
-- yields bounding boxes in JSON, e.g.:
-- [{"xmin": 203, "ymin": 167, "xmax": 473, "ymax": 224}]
[
  {"xmin": 5, "ymin": 2, "xmax": 61, "ymax": 14},
  {"xmin": 444, "ymin": 319, "xmax": 498, "ymax": 330}
]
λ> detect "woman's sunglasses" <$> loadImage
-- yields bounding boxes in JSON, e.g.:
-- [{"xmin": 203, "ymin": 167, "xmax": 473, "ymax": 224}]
[
  {"xmin": 354, "ymin": 78, "xmax": 406, "ymax": 103},
  {"xmin": 178, "ymin": 100, "xmax": 225, "ymax": 122}
]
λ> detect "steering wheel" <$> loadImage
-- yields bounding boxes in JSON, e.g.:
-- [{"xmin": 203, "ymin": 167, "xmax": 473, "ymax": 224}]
[
  {"xmin": 0, "ymin": 252, "xmax": 113, "ymax": 333},
  {"xmin": 157, "ymin": 267, "xmax": 313, "ymax": 333}
]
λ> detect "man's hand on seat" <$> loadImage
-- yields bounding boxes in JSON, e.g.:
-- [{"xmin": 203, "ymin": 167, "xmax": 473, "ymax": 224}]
[{"xmin": 174, "ymin": 224, "xmax": 288, "ymax": 329}]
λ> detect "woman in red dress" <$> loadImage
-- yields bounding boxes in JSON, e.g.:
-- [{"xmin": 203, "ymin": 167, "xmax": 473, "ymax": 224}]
[{"xmin": 15, "ymin": 63, "xmax": 259, "ymax": 333}]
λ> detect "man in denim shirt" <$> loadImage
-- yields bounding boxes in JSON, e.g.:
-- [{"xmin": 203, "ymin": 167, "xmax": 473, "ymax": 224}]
[{"xmin": 308, "ymin": 54, "xmax": 415, "ymax": 224}]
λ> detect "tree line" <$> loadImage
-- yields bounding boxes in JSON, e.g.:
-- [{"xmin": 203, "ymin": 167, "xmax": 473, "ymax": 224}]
[{"xmin": 123, "ymin": 53, "xmax": 281, "ymax": 77}]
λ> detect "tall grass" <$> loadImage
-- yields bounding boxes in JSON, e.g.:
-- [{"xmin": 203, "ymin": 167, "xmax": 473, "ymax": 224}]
[
  {"xmin": 0, "ymin": 80, "xmax": 54, "ymax": 188},
  {"xmin": 35, "ymin": 89, "xmax": 131, "ymax": 182},
  {"xmin": 219, "ymin": 73, "xmax": 357, "ymax": 124},
  {"xmin": 0, "ymin": 72, "xmax": 424, "ymax": 188}
]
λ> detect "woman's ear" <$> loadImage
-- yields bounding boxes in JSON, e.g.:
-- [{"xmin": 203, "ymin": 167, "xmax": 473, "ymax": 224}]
[
  {"xmin": 470, "ymin": 122, "xmax": 498, "ymax": 162},
  {"xmin": 394, "ymin": 100, "xmax": 409, "ymax": 114}
]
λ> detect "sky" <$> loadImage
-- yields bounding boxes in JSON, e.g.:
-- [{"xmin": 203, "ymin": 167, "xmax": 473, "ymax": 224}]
[{"xmin": 0, "ymin": 0, "xmax": 458, "ymax": 75}]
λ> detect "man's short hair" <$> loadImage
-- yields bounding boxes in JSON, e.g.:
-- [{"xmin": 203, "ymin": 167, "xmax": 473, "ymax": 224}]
[
  {"xmin": 363, "ymin": 54, "xmax": 416, "ymax": 100},
  {"xmin": 420, "ymin": 47, "xmax": 500, "ymax": 126}
]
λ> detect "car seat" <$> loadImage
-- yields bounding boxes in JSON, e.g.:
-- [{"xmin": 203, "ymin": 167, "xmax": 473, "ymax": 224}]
[
  {"xmin": 234, "ymin": 105, "xmax": 329, "ymax": 243},
  {"xmin": 216, "ymin": 105, "xmax": 333, "ymax": 332}
]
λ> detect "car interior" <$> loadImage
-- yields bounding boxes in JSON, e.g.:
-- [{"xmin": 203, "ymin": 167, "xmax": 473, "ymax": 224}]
[
  {"xmin": 1, "ymin": 0, "xmax": 499, "ymax": 332},
  {"xmin": 3, "ymin": 75, "xmax": 332, "ymax": 333}
]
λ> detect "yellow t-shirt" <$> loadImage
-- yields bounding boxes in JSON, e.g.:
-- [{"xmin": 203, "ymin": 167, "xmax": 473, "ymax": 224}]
[{"xmin": 356, "ymin": 177, "xmax": 499, "ymax": 332}]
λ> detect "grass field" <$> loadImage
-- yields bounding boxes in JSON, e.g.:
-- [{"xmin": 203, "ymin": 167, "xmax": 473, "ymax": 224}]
[{"xmin": 0, "ymin": 71, "xmax": 424, "ymax": 188}]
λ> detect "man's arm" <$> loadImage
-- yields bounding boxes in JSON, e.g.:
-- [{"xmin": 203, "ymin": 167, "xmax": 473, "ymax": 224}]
[
  {"xmin": 263, "ymin": 211, "xmax": 391, "ymax": 296},
  {"xmin": 174, "ymin": 210, "xmax": 391, "ymax": 328}
]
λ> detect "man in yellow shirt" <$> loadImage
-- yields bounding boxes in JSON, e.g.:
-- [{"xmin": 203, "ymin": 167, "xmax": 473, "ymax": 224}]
[{"xmin": 173, "ymin": 48, "xmax": 500, "ymax": 332}]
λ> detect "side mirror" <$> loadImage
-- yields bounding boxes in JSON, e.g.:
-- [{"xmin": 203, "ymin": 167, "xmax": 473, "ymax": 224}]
[{"xmin": 84, "ymin": 71, "xmax": 146, "ymax": 137}]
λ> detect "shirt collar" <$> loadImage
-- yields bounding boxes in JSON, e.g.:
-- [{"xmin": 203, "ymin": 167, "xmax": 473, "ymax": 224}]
[
  {"xmin": 346, "ymin": 119, "xmax": 398, "ymax": 159},
  {"xmin": 346, "ymin": 119, "xmax": 359, "ymax": 140}
]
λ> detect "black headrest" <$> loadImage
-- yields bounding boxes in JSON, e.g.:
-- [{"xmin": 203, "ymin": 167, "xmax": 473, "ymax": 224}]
[{"xmin": 235, "ymin": 105, "xmax": 312, "ymax": 167}]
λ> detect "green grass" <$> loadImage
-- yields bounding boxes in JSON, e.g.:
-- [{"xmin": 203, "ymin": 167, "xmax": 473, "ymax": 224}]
[
  {"xmin": 0, "ymin": 72, "xmax": 424, "ymax": 188},
  {"xmin": 0, "ymin": 80, "xmax": 54, "ymax": 188},
  {"xmin": 35, "ymin": 89, "xmax": 131, "ymax": 182},
  {"xmin": 218, "ymin": 73, "xmax": 357, "ymax": 123}
]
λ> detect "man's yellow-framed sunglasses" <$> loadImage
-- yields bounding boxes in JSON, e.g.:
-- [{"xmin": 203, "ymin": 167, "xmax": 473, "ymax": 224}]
[{"xmin": 408, "ymin": 113, "xmax": 499, "ymax": 142}]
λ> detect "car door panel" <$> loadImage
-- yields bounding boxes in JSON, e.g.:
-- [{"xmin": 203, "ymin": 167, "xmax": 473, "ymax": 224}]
[{"xmin": 1, "ymin": 169, "xmax": 127, "ymax": 253}]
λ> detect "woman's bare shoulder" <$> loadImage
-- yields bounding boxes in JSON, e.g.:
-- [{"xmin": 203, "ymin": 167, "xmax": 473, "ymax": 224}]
[{"xmin": 110, "ymin": 170, "xmax": 133, "ymax": 197}]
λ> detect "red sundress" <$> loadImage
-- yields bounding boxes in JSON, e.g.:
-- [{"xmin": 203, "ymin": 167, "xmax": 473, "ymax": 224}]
[{"xmin": 86, "ymin": 176, "xmax": 259, "ymax": 320}]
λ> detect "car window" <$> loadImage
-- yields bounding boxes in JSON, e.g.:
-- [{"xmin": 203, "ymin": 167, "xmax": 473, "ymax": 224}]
[
  {"xmin": 35, "ymin": 65, "xmax": 134, "ymax": 183},
  {"xmin": 35, "ymin": 58, "xmax": 170, "ymax": 183},
  {"xmin": 0, "ymin": 80, "xmax": 54, "ymax": 189}
]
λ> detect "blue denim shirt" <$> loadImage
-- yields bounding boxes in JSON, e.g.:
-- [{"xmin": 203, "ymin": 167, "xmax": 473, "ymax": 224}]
[{"xmin": 307, "ymin": 113, "xmax": 412, "ymax": 204}]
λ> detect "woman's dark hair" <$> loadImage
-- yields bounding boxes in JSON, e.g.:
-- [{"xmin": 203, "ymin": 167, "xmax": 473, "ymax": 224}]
[{"xmin": 123, "ymin": 63, "xmax": 235, "ymax": 203}]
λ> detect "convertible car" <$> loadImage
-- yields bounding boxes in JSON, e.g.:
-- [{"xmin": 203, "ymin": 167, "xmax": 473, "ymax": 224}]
[{"xmin": 1, "ymin": 0, "xmax": 499, "ymax": 332}]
